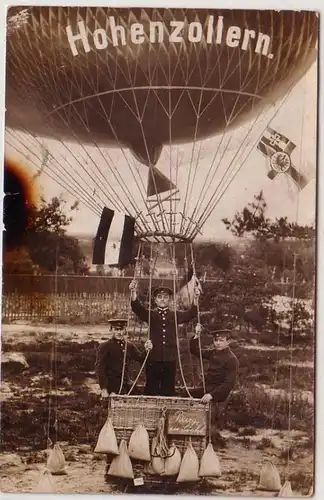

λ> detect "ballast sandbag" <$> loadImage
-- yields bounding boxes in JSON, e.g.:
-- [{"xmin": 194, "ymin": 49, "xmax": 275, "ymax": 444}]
[{"xmin": 94, "ymin": 418, "xmax": 119, "ymax": 455}]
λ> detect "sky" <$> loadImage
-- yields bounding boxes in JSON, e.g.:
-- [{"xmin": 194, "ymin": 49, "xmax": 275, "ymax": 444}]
[{"xmin": 5, "ymin": 61, "xmax": 317, "ymax": 243}]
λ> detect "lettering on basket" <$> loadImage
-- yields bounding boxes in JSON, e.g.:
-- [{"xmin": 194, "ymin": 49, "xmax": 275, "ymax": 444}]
[{"xmin": 167, "ymin": 409, "xmax": 206, "ymax": 436}]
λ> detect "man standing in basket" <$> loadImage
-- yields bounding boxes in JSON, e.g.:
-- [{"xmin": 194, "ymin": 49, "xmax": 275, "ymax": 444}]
[
  {"xmin": 129, "ymin": 280, "xmax": 200, "ymax": 396},
  {"xmin": 95, "ymin": 318, "xmax": 152, "ymax": 398}
]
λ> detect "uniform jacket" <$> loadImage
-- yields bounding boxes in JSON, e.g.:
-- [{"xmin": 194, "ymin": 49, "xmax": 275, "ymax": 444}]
[
  {"xmin": 190, "ymin": 337, "xmax": 239, "ymax": 403},
  {"xmin": 131, "ymin": 298, "xmax": 197, "ymax": 362},
  {"xmin": 95, "ymin": 337, "xmax": 145, "ymax": 392}
]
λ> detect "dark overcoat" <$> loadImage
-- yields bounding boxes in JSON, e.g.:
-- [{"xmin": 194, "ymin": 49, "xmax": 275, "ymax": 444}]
[
  {"xmin": 190, "ymin": 338, "xmax": 239, "ymax": 402},
  {"xmin": 95, "ymin": 337, "xmax": 145, "ymax": 393}
]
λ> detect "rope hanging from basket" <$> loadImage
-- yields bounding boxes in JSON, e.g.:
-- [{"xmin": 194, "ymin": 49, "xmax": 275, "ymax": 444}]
[
  {"xmin": 189, "ymin": 243, "xmax": 206, "ymax": 394},
  {"xmin": 118, "ymin": 242, "xmax": 143, "ymax": 395},
  {"xmin": 171, "ymin": 242, "xmax": 196, "ymax": 399},
  {"xmin": 127, "ymin": 241, "xmax": 154, "ymax": 395},
  {"xmin": 184, "ymin": 244, "xmax": 196, "ymax": 387}
]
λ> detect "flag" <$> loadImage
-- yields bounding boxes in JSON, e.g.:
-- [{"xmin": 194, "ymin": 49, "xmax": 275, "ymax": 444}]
[
  {"xmin": 147, "ymin": 167, "xmax": 177, "ymax": 197},
  {"xmin": 257, "ymin": 127, "xmax": 310, "ymax": 190},
  {"xmin": 177, "ymin": 271, "xmax": 203, "ymax": 308},
  {"xmin": 92, "ymin": 207, "xmax": 135, "ymax": 268},
  {"xmin": 257, "ymin": 127, "xmax": 296, "ymax": 157}
]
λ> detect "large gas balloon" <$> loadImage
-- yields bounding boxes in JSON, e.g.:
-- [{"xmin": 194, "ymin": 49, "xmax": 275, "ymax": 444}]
[{"xmin": 5, "ymin": 7, "xmax": 318, "ymax": 167}]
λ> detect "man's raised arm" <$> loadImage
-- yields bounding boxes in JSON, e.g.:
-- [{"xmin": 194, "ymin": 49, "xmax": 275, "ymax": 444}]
[{"xmin": 129, "ymin": 280, "xmax": 149, "ymax": 323}]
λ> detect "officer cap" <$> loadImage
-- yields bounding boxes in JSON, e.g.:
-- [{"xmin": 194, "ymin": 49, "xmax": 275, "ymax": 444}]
[
  {"xmin": 108, "ymin": 318, "xmax": 128, "ymax": 330},
  {"xmin": 153, "ymin": 286, "xmax": 173, "ymax": 298},
  {"xmin": 210, "ymin": 329, "xmax": 232, "ymax": 339}
]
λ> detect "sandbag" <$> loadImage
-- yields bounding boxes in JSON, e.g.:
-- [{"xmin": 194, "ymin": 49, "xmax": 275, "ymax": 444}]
[
  {"xmin": 128, "ymin": 424, "xmax": 150, "ymax": 461},
  {"xmin": 259, "ymin": 460, "xmax": 282, "ymax": 491},
  {"xmin": 108, "ymin": 440, "xmax": 134, "ymax": 479},
  {"xmin": 47, "ymin": 443, "xmax": 67, "ymax": 475},
  {"xmin": 278, "ymin": 480, "xmax": 293, "ymax": 497},
  {"xmin": 144, "ymin": 437, "xmax": 165, "ymax": 475},
  {"xmin": 33, "ymin": 470, "xmax": 56, "ymax": 493},
  {"xmin": 163, "ymin": 443, "xmax": 182, "ymax": 476},
  {"xmin": 94, "ymin": 417, "xmax": 119, "ymax": 455},
  {"xmin": 199, "ymin": 442, "xmax": 221, "ymax": 478},
  {"xmin": 176, "ymin": 441, "xmax": 199, "ymax": 483},
  {"xmin": 144, "ymin": 458, "xmax": 165, "ymax": 476}
]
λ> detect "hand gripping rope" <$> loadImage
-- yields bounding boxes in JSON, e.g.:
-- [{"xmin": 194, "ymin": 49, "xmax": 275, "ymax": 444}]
[
  {"xmin": 171, "ymin": 242, "xmax": 206, "ymax": 399},
  {"xmin": 126, "ymin": 241, "xmax": 154, "ymax": 395},
  {"xmin": 117, "ymin": 243, "xmax": 143, "ymax": 395}
]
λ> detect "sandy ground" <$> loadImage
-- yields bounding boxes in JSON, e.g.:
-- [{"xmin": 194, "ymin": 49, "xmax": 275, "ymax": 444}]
[
  {"xmin": 1, "ymin": 324, "xmax": 314, "ymax": 496},
  {"xmin": 0, "ymin": 430, "xmax": 313, "ymax": 496}
]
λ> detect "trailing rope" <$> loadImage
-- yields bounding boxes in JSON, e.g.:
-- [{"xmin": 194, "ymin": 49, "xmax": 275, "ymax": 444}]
[
  {"xmin": 118, "ymin": 243, "xmax": 143, "ymax": 394},
  {"xmin": 284, "ymin": 71, "xmax": 307, "ymax": 482},
  {"xmin": 208, "ymin": 405, "xmax": 212, "ymax": 444},
  {"xmin": 46, "ymin": 239, "xmax": 60, "ymax": 452},
  {"xmin": 285, "ymin": 252, "xmax": 298, "ymax": 480}
]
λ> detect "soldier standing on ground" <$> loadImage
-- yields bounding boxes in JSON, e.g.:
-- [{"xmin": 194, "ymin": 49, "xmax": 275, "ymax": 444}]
[{"xmin": 95, "ymin": 318, "xmax": 152, "ymax": 398}]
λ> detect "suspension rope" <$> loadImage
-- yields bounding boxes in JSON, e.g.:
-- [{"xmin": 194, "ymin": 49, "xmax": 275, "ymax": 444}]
[
  {"xmin": 189, "ymin": 89, "xmax": 295, "ymax": 240},
  {"xmin": 184, "ymin": 244, "xmax": 196, "ymax": 387},
  {"xmin": 189, "ymin": 243, "xmax": 206, "ymax": 394},
  {"xmin": 118, "ymin": 243, "xmax": 143, "ymax": 395},
  {"xmin": 127, "ymin": 241, "xmax": 154, "ymax": 395},
  {"xmin": 5, "ymin": 129, "xmax": 102, "ymax": 217},
  {"xmin": 171, "ymin": 243, "xmax": 193, "ymax": 399}
]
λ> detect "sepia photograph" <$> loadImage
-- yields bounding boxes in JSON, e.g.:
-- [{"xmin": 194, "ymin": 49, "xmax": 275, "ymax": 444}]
[{"xmin": 1, "ymin": 6, "xmax": 318, "ymax": 497}]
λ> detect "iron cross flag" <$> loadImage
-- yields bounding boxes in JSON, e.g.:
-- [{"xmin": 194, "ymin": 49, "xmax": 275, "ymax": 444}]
[
  {"xmin": 257, "ymin": 126, "xmax": 310, "ymax": 190},
  {"xmin": 2, "ymin": 5, "xmax": 318, "ymax": 498}
]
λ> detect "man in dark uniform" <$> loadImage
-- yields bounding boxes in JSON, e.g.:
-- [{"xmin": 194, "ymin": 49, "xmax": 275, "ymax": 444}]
[
  {"xmin": 189, "ymin": 324, "xmax": 239, "ymax": 404},
  {"xmin": 129, "ymin": 280, "xmax": 200, "ymax": 396},
  {"xmin": 95, "ymin": 318, "xmax": 152, "ymax": 398}
]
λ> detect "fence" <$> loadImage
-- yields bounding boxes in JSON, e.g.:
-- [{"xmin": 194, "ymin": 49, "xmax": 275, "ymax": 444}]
[
  {"xmin": 1, "ymin": 274, "xmax": 199, "ymax": 323},
  {"xmin": 1, "ymin": 273, "xmax": 306, "ymax": 324}
]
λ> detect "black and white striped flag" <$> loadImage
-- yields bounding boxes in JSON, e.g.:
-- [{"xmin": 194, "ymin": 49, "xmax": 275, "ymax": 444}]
[{"xmin": 92, "ymin": 207, "xmax": 135, "ymax": 268}]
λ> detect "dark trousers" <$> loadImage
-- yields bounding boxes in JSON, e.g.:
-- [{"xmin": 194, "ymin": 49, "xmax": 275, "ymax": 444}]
[
  {"xmin": 188, "ymin": 387, "xmax": 205, "ymax": 398},
  {"xmin": 145, "ymin": 361, "xmax": 177, "ymax": 396}
]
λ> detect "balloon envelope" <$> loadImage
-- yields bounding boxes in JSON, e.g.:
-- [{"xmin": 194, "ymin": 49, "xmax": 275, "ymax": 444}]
[{"xmin": 5, "ymin": 7, "xmax": 317, "ymax": 166}]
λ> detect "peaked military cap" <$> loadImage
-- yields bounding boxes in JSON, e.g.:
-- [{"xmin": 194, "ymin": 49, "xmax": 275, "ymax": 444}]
[
  {"xmin": 210, "ymin": 329, "xmax": 232, "ymax": 339},
  {"xmin": 108, "ymin": 318, "xmax": 128, "ymax": 330},
  {"xmin": 153, "ymin": 286, "xmax": 173, "ymax": 298}
]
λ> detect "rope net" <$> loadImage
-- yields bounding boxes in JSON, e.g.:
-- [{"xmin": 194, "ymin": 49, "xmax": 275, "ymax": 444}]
[{"xmin": 4, "ymin": 8, "xmax": 316, "ymax": 242}]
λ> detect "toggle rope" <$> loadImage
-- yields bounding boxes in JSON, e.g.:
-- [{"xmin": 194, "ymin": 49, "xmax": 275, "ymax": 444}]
[
  {"xmin": 117, "ymin": 243, "xmax": 143, "ymax": 395},
  {"xmin": 117, "ymin": 240, "xmax": 207, "ymax": 399},
  {"xmin": 126, "ymin": 241, "xmax": 154, "ymax": 395},
  {"xmin": 171, "ymin": 242, "xmax": 206, "ymax": 399}
]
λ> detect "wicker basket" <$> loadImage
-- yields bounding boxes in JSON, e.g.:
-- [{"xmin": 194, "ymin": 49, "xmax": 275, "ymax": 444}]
[{"xmin": 104, "ymin": 395, "xmax": 210, "ymax": 489}]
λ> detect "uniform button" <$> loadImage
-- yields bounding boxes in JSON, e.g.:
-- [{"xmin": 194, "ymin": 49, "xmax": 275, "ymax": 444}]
[
  {"xmin": 163, "ymin": 341, "xmax": 165, "ymax": 344},
  {"xmin": 163, "ymin": 329, "xmax": 166, "ymax": 332}
]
